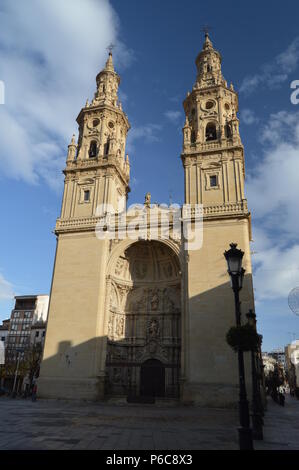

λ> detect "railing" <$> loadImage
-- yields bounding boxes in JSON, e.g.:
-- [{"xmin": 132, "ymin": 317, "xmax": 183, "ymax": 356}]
[{"xmin": 55, "ymin": 200, "xmax": 249, "ymax": 233}]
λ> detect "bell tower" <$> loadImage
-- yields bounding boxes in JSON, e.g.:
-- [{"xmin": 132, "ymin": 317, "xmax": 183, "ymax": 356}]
[
  {"xmin": 182, "ymin": 32, "xmax": 245, "ymax": 210},
  {"xmin": 62, "ymin": 51, "xmax": 130, "ymax": 221},
  {"xmin": 181, "ymin": 34, "xmax": 255, "ymax": 406},
  {"xmin": 39, "ymin": 53, "xmax": 131, "ymax": 401}
]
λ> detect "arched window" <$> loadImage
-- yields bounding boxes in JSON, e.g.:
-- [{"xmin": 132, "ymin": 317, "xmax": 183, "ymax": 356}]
[
  {"xmin": 225, "ymin": 124, "xmax": 232, "ymax": 139},
  {"xmin": 89, "ymin": 141, "xmax": 97, "ymax": 158},
  {"xmin": 205, "ymin": 123, "xmax": 217, "ymax": 141},
  {"xmin": 104, "ymin": 139, "xmax": 110, "ymax": 156},
  {"xmin": 191, "ymin": 130, "xmax": 196, "ymax": 144}
]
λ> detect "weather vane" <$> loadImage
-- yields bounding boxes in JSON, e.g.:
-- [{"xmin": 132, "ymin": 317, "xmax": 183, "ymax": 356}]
[
  {"xmin": 201, "ymin": 25, "xmax": 212, "ymax": 37},
  {"xmin": 107, "ymin": 43, "xmax": 115, "ymax": 54}
]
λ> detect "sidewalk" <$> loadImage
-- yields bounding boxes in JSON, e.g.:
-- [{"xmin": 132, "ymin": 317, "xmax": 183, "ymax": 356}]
[{"xmin": 255, "ymin": 394, "xmax": 299, "ymax": 450}]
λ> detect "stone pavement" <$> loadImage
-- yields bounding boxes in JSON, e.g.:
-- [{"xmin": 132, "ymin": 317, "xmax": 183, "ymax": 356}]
[
  {"xmin": 0, "ymin": 394, "xmax": 298, "ymax": 450},
  {"xmin": 255, "ymin": 394, "xmax": 299, "ymax": 450}
]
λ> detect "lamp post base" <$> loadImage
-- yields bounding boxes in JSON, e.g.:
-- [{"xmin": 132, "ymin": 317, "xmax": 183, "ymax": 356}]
[
  {"xmin": 252, "ymin": 414, "xmax": 263, "ymax": 440},
  {"xmin": 238, "ymin": 427, "xmax": 254, "ymax": 450}
]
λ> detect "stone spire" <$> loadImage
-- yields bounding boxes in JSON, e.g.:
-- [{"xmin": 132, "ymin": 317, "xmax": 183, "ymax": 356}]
[
  {"xmin": 92, "ymin": 51, "xmax": 120, "ymax": 107},
  {"xmin": 202, "ymin": 31, "xmax": 213, "ymax": 51},
  {"xmin": 64, "ymin": 47, "xmax": 131, "ymax": 212},
  {"xmin": 195, "ymin": 33, "xmax": 225, "ymax": 88},
  {"xmin": 104, "ymin": 51, "xmax": 115, "ymax": 72},
  {"xmin": 66, "ymin": 134, "xmax": 77, "ymax": 162}
]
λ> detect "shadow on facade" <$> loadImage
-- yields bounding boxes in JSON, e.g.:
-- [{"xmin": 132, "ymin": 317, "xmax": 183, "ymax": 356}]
[{"xmin": 38, "ymin": 270, "xmax": 263, "ymax": 407}]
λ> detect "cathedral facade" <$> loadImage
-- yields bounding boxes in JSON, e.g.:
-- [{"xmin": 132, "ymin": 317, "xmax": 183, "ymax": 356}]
[{"xmin": 39, "ymin": 34, "xmax": 255, "ymax": 407}]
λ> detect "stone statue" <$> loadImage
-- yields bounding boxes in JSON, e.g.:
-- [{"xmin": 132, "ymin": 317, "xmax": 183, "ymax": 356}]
[
  {"xmin": 144, "ymin": 192, "xmax": 151, "ymax": 206},
  {"xmin": 148, "ymin": 318, "xmax": 159, "ymax": 338},
  {"xmin": 150, "ymin": 291, "xmax": 159, "ymax": 311}
]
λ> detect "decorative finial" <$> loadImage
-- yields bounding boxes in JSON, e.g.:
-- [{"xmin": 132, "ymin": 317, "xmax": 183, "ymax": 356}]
[
  {"xmin": 85, "ymin": 98, "xmax": 89, "ymax": 107},
  {"xmin": 145, "ymin": 192, "xmax": 151, "ymax": 207},
  {"xmin": 201, "ymin": 25, "xmax": 212, "ymax": 38},
  {"xmin": 70, "ymin": 134, "xmax": 76, "ymax": 145},
  {"xmin": 201, "ymin": 25, "xmax": 213, "ymax": 50},
  {"xmin": 106, "ymin": 43, "xmax": 115, "ymax": 55}
]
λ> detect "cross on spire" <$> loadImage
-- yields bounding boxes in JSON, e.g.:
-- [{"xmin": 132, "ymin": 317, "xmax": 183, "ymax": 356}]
[
  {"xmin": 201, "ymin": 25, "xmax": 212, "ymax": 37},
  {"xmin": 107, "ymin": 43, "xmax": 115, "ymax": 55}
]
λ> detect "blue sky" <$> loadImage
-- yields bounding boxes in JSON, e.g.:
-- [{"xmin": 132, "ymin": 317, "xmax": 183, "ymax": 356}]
[{"xmin": 1, "ymin": 0, "xmax": 299, "ymax": 351}]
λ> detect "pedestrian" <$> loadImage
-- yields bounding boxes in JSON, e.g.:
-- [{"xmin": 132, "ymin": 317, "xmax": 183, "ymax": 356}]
[
  {"xmin": 31, "ymin": 383, "xmax": 37, "ymax": 402},
  {"xmin": 278, "ymin": 392, "xmax": 285, "ymax": 406}
]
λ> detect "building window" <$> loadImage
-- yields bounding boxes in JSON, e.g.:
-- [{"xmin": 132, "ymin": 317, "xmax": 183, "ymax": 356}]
[
  {"xmin": 89, "ymin": 141, "xmax": 97, "ymax": 158},
  {"xmin": 210, "ymin": 175, "xmax": 217, "ymax": 187},
  {"xmin": 104, "ymin": 140, "xmax": 110, "ymax": 156},
  {"xmin": 35, "ymin": 331, "xmax": 39, "ymax": 338},
  {"xmin": 225, "ymin": 123, "xmax": 232, "ymax": 138},
  {"xmin": 191, "ymin": 130, "xmax": 196, "ymax": 144},
  {"xmin": 206, "ymin": 100, "xmax": 214, "ymax": 110},
  {"xmin": 205, "ymin": 122, "xmax": 217, "ymax": 141},
  {"xmin": 84, "ymin": 190, "xmax": 90, "ymax": 202},
  {"xmin": 42, "ymin": 331, "xmax": 45, "ymax": 337}
]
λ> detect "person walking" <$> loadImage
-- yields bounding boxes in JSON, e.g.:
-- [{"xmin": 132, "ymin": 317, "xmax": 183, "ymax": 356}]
[
  {"xmin": 31, "ymin": 383, "xmax": 37, "ymax": 402},
  {"xmin": 278, "ymin": 386, "xmax": 285, "ymax": 406}
]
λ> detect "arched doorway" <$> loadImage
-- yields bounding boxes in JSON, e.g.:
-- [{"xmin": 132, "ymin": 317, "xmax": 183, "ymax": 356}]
[
  {"xmin": 105, "ymin": 240, "xmax": 181, "ymax": 400},
  {"xmin": 140, "ymin": 359, "xmax": 165, "ymax": 398}
]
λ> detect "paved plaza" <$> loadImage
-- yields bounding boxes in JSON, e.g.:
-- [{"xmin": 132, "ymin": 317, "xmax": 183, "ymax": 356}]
[{"xmin": 0, "ymin": 395, "xmax": 298, "ymax": 450}]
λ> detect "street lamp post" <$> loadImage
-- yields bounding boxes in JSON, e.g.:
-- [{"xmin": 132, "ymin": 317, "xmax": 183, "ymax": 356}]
[
  {"xmin": 246, "ymin": 309, "xmax": 264, "ymax": 440},
  {"xmin": 11, "ymin": 347, "xmax": 24, "ymax": 398},
  {"xmin": 224, "ymin": 243, "xmax": 253, "ymax": 450}
]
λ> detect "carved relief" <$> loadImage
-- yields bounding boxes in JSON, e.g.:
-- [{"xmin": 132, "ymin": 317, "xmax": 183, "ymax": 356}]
[
  {"xmin": 105, "ymin": 241, "xmax": 181, "ymax": 398},
  {"xmin": 134, "ymin": 260, "xmax": 147, "ymax": 280},
  {"xmin": 150, "ymin": 291, "xmax": 159, "ymax": 311},
  {"xmin": 115, "ymin": 315, "xmax": 125, "ymax": 337},
  {"xmin": 163, "ymin": 261, "xmax": 173, "ymax": 279},
  {"xmin": 115, "ymin": 257, "xmax": 125, "ymax": 276},
  {"xmin": 148, "ymin": 318, "xmax": 160, "ymax": 338}
]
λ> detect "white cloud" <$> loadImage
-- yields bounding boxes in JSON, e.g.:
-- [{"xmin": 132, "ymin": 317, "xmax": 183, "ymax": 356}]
[
  {"xmin": 0, "ymin": 273, "xmax": 14, "ymax": 301},
  {"xmin": 0, "ymin": 0, "xmax": 132, "ymax": 190},
  {"xmin": 240, "ymin": 37, "xmax": 299, "ymax": 94},
  {"xmin": 248, "ymin": 110, "xmax": 299, "ymax": 301},
  {"xmin": 252, "ymin": 238, "xmax": 299, "ymax": 301},
  {"xmin": 126, "ymin": 124, "xmax": 162, "ymax": 153},
  {"xmin": 164, "ymin": 110, "xmax": 182, "ymax": 125},
  {"xmin": 241, "ymin": 108, "xmax": 259, "ymax": 125}
]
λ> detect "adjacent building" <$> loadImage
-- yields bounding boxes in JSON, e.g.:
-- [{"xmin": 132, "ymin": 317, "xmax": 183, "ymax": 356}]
[
  {"xmin": 285, "ymin": 340, "xmax": 299, "ymax": 395},
  {"xmin": 6, "ymin": 295, "xmax": 49, "ymax": 362},
  {"xmin": 0, "ymin": 318, "xmax": 10, "ymax": 346},
  {"xmin": 1, "ymin": 295, "xmax": 49, "ymax": 392}
]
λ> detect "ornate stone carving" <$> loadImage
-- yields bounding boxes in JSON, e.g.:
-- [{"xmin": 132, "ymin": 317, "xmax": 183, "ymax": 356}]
[
  {"xmin": 148, "ymin": 318, "xmax": 160, "ymax": 338},
  {"xmin": 134, "ymin": 260, "xmax": 147, "ymax": 280},
  {"xmin": 105, "ymin": 241, "xmax": 181, "ymax": 398},
  {"xmin": 115, "ymin": 258, "xmax": 125, "ymax": 276},
  {"xmin": 115, "ymin": 315, "xmax": 125, "ymax": 337},
  {"xmin": 150, "ymin": 291, "xmax": 159, "ymax": 311}
]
